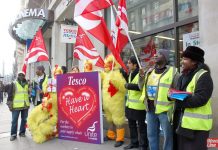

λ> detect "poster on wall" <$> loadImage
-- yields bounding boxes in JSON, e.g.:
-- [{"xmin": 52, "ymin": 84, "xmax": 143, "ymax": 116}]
[
  {"xmin": 60, "ymin": 24, "xmax": 78, "ymax": 43},
  {"xmin": 183, "ymin": 31, "xmax": 200, "ymax": 50},
  {"xmin": 57, "ymin": 72, "xmax": 103, "ymax": 144}
]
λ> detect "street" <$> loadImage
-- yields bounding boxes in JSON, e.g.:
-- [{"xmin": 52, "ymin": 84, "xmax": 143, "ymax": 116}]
[{"xmin": 0, "ymin": 97, "xmax": 132, "ymax": 150}]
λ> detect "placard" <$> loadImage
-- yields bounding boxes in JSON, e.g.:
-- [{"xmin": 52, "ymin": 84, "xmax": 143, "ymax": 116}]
[{"xmin": 57, "ymin": 72, "xmax": 103, "ymax": 144}]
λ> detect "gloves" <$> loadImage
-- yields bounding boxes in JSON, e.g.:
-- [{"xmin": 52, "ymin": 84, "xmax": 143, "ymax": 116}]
[{"xmin": 124, "ymin": 83, "xmax": 129, "ymax": 89}]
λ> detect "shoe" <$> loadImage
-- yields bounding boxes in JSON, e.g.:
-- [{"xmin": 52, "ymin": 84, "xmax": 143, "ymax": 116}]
[
  {"xmin": 114, "ymin": 141, "xmax": 124, "ymax": 147},
  {"xmin": 10, "ymin": 136, "xmax": 17, "ymax": 141},
  {"xmin": 19, "ymin": 133, "xmax": 26, "ymax": 137},
  {"xmin": 138, "ymin": 147, "xmax": 148, "ymax": 150},
  {"xmin": 104, "ymin": 136, "xmax": 114, "ymax": 141},
  {"xmin": 124, "ymin": 144, "xmax": 139, "ymax": 149}
]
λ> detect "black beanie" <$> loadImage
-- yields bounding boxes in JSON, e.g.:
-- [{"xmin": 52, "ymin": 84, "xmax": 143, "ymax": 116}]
[{"xmin": 182, "ymin": 46, "xmax": 205, "ymax": 63}]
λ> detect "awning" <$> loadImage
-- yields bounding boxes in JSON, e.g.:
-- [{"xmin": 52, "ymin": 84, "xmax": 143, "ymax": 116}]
[{"xmin": 8, "ymin": 8, "xmax": 54, "ymax": 44}]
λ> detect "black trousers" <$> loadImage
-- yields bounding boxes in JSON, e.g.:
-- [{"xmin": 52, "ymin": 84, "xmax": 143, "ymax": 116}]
[
  {"xmin": 128, "ymin": 118, "xmax": 148, "ymax": 148},
  {"xmin": 175, "ymin": 130, "xmax": 209, "ymax": 150}
]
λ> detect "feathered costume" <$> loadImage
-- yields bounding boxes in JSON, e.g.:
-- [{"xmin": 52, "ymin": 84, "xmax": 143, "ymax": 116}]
[
  {"xmin": 27, "ymin": 66, "xmax": 61, "ymax": 143},
  {"xmin": 102, "ymin": 54, "xmax": 126, "ymax": 146}
]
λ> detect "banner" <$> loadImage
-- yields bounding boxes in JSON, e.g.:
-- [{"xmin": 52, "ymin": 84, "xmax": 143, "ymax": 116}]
[
  {"xmin": 60, "ymin": 24, "xmax": 78, "ymax": 43},
  {"xmin": 57, "ymin": 72, "xmax": 103, "ymax": 144}
]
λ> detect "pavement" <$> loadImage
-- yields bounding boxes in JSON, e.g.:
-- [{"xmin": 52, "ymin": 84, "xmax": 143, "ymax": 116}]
[{"xmin": 0, "ymin": 97, "xmax": 134, "ymax": 150}]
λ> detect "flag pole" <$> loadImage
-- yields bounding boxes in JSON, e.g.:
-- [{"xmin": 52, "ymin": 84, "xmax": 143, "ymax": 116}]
[{"xmin": 112, "ymin": 5, "xmax": 142, "ymax": 69}]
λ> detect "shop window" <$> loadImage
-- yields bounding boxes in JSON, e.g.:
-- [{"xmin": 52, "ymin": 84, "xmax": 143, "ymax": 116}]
[
  {"xmin": 178, "ymin": 22, "xmax": 199, "ymax": 69},
  {"xmin": 178, "ymin": 22, "xmax": 199, "ymax": 54},
  {"xmin": 122, "ymin": 30, "xmax": 175, "ymax": 68},
  {"xmin": 126, "ymin": 0, "xmax": 173, "ymax": 34},
  {"xmin": 178, "ymin": 0, "xmax": 198, "ymax": 21}
]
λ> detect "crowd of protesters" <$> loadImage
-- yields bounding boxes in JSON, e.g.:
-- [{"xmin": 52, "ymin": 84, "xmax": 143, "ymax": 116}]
[{"xmin": 0, "ymin": 46, "xmax": 213, "ymax": 150}]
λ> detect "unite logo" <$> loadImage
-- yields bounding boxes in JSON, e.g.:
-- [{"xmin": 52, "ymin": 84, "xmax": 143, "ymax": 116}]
[{"xmin": 84, "ymin": 121, "xmax": 98, "ymax": 140}]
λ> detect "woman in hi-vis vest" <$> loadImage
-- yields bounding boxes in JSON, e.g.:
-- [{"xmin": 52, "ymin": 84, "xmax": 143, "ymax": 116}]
[{"xmin": 171, "ymin": 46, "xmax": 213, "ymax": 150}]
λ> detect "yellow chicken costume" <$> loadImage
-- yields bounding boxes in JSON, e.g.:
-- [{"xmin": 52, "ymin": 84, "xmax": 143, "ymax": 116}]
[
  {"xmin": 102, "ymin": 54, "xmax": 127, "ymax": 147},
  {"xmin": 27, "ymin": 66, "xmax": 61, "ymax": 143}
]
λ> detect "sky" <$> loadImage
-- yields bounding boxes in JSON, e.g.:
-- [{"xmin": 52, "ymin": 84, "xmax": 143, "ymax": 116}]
[{"xmin": 0, "ymin": 1, "xmax": 21, "ymax": 75}]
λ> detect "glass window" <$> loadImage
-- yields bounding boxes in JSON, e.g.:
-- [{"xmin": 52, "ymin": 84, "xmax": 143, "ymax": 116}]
[
  {"xmin": 122, "ymin": 30, "xmax": 175, "ymax": 68},
  {"xmin": 126, "ymin": 0, "xmax": 174, "ymax": 36},
  {"xmin": 178, "ymin": 22, "xmax": 199, "ymax": 70},
  {"xmin": 178, "ymin": 0, "xmax": 198, "ymax": 21},
  {"xmin": 178, "ymin": 22, "xmax": 199, "ymax": 55}
]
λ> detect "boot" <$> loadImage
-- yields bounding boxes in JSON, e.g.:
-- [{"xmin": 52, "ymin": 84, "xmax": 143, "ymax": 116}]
[
  {"xmin": 104, "ymin": 129, "xmax": 115, "ymax": 141},
  {"xmin": 114, "ymin": 128, "xmax": 125, "ymax": 147}
]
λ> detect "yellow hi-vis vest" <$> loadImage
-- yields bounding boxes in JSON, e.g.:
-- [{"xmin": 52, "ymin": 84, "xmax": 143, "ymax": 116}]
[
  {"xmin": 13, "ymin": 81, "xmax": 29, "ymax": 108},
  {"xmin": 140, "ymin": 66, "xmax": 177, "ymax": 113},
  {"xmin": 126, "ymin": 73, "xmax": 145, "ymax": 110},
  {"xmin": 181, "ymin": 69, "xmax": 212, "ymax": 131},
  {"xmin": 42, "ymin": 75, "xmax": 48, "ymax": 93}
]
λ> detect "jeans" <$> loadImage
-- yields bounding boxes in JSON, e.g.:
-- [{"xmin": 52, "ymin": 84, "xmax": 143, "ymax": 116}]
[
  {"xmin": 128, "ymin": 119, "xmax": 148, "ymax": 148},
  {"xmin": 147, "ymin": 111, "xmax": 173, "ymax": 150},
  {"xmin": 11, "ymin": 109, "xmax": 28, "ymax": 136}
]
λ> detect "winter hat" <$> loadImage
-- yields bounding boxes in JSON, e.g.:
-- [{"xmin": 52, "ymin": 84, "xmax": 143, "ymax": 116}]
[
  {"xmin": 158, "ymin": 49, "xmax": 170, "ymax": 63},
  {"xmin": 17, "ymin": 71, "xmax": 25, "ymax": 76},
  {"xmin": 182, "ymin": 46, "xmax": 205, "ymax": 63}
]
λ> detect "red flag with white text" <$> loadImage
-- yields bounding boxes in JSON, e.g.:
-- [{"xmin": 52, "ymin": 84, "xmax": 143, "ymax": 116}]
[
  {"xmin": 115, "ymin": 0, "xmax": 129, "ymax": 53},
  {"xmin": 74, "ymin": 11, "xmax": 127, "ymax": 71},
  {"xmin": 27, "ymin": 28, "xmax": 49, "ymax": 63},
  {"xmin": 22, "ymin": 28, "xmax": 49, "ymax": 74},
  {"xmin": 73, "ymin": 26, "xmax": 104, "ymax": 68},
  {"xmin": 74, "ymin": 0, "xmax": 113, "ymax": 17}
]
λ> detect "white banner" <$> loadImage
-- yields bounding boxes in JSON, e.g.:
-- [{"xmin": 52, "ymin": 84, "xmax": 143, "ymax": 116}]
[
  {"xmin": 183, "ymin": 31, "xmax": 200, "ymax": 50},
  {"xmin": 60, "ymin": 24, "xmax": 78, "ymax": 43}
]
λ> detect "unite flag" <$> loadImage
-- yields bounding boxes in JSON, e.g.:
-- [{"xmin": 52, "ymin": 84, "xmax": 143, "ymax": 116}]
[
  {"xmin": 74, "ymin": 1, "xmax": 127, "ymax": 71},
  {"xmin": 115, "ymin": 0, "xmax": 129, "ymax": 53},
  {"xmin": 22, "ymin": 28, "xmax": 49, "ymax": 74},
  {"xmin": 74, "ymin": 0, "xmax": 114, "ymax": 17},
  {"xmin": 73, "ymin": 26, "xmax": 104, "ymax": 68}
]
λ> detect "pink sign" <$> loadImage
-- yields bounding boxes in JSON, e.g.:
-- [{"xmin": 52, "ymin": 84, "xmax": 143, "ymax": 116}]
[{"xmin": 57, "ymin": 72, "xmax": 103, "ymax": 144}]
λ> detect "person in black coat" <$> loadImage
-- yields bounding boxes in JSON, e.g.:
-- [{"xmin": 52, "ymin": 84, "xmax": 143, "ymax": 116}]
[
  {"xmin": 171, "ymin": 46, "xmax": 213, "ymax": 150},
  {"xmin": 124, "ymin": 56, "xmax": 148, "ymax": 150}
]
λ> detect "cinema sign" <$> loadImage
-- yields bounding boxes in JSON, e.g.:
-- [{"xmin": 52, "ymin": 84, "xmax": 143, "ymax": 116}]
[{"xmin": 16, "ymin": 8, "xmax": 52, "ymax": 20}]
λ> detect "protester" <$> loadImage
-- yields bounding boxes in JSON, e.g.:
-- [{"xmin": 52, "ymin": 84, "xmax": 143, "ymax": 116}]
[
  {"xmin": 30, "ymin": 81, "xmax": 37, "ymax": 106},
  {"xmin": 0, "ymin": 81, "xmax": 4, "ymax": 103},
  {"xmin": 171, "ymin": 46, "xmax": 213, "ymax": 150},
  {"xmin": 4, "ymin": 71, "xmax": 29, "ymax": 141},
  {"xmin": 139, "ymin": 49, "xmax": 178, "ymax": 150},
  {"xmin": 102, "ymin": 54, "xmax": 126, "ymax": 147},
  {"xmin": 34, "ymin": 65, "xmax": 48, "ymax": 106},
  {"xmin": 124, "ymin": 56, "xmax": 148, "ymax": 150},
  {"xmin": 70, "ymin": 66, "xmax": 80, "ymax": 73},
  {"xmin": 61, "ymin": 66, "xmax": 67, "ymax": 74}
]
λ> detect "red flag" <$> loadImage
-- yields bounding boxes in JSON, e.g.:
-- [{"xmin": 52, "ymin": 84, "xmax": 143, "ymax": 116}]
[
  {"xmin": 143, "ymin": 38, "xmax": 156, "ymax": 62},
  {"xmin": 73, "ymin": 26, "xmax": 104, "ymax": 68},
  {"xmin": 22, "ymin": 28, "xmax": 49, "ymax": 74},
  {"xmin": 115, "ymin": 0, "xmax": 129, "ymax": 53},
  {"xmin": 74, "ymin": 0, "xmax": 113, "ymax": 17},
  {"xmin": 22, "ymin": 62, "xmax": 27, "ymax": 74},
  {"xmin": 27, "ymin": 28, "xmax": 49, "ymax": 64},
  {"xmin": 74, "ymin": 11, "xmax": 127, "ymax": 71},
  {"xmin": 139, "ymin": 38, "xmax": 156, "ymax": 68}
]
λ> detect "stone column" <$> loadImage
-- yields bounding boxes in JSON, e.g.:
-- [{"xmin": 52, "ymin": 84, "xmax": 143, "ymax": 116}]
[
  {"xmin": 199, "ymin": 0, "xmax": 218, "ymax": 137},
  {"xmin": 51, "ymin": 22, "xmax": 66, "ymax": 68}
]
